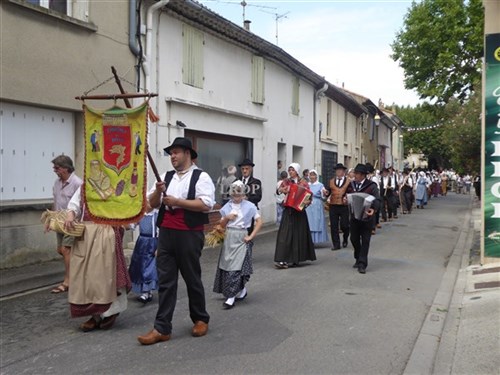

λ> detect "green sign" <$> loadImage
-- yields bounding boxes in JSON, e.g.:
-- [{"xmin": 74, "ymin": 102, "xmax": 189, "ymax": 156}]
[{"xmin": 484, "ymin": 33, "xmax": 500, "ymax": 258}]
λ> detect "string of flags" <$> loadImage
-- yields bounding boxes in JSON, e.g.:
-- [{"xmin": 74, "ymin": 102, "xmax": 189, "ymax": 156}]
[{"xmin": 401, "ymin": 123, "xmax": 444, "ymax": 132}]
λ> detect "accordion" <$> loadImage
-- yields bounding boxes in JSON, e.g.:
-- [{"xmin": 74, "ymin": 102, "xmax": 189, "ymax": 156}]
[
  {"xmin": 347, "ymin": 193, "xmax": 375, "ymax": 221},
  {"xmin": 284, "ymin": 183, "xmax": 312, "ymax": 212}
]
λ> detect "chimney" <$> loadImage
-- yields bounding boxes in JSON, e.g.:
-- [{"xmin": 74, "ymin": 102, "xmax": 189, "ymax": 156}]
[{"xmin": 244, "ymin": 20, "xmax": 251, "ymax": 31}]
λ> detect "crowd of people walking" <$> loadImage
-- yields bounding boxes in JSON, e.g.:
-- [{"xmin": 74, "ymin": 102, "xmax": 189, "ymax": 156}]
[{"xmin": 46, "ymin": 141, "xmax": 479, "ymax": 346}]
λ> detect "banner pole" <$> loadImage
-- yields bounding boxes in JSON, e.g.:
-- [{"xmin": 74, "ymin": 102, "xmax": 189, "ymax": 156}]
[{"xmin": 110, "ymin": 66, "xmax": 164, "ymax": 187}]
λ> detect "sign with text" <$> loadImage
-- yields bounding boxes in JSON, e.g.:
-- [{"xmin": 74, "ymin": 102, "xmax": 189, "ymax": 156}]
[{"xmin": 484, "ymin": 33, "xmax": 500, "ymax": 257}]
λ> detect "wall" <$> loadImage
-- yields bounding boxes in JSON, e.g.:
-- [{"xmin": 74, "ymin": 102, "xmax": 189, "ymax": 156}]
[{"xmin": 0, "ymin": 1, "xmax": 136, "ymax": 268}]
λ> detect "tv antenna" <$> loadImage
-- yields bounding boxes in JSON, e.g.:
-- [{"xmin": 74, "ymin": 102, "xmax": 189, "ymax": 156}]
[
  {"xmin": 260, "ymin": 10, "xmax": 290, "ymax": 45},
  {"xmin": 208, "ymin": 0, "xmax": 277, "ymax": 25}
]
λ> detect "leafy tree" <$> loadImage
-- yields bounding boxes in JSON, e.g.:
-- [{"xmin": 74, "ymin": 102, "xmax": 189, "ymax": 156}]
[
  {"xmin": 440, "ymin": 82, "xmax": 481, "ymax": 174},
  {"xmin": 395, "ymin": 104, "xmax": 450, "ymax": 167},
  {"xmin": 391, "ymin": 0, "xmax": 484, "ymax": 103}
]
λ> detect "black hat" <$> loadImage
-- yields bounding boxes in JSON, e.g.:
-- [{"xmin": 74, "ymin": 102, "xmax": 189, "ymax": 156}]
[
  {"xmin": 164, "ymin": 137, "xmax": 198, "ymax": 159},
  {"xmin": 365, "ymin": 163, "xmax": 375, "ymax": 173},
  {"xmin": 354, "ymin": 163, "xmax": 368, "ymax": 175},
  {"xmin": 238, "ymin": 158, "xmax": 255, "ymax": 167},
  {"xmin": 334, "ymin": 163, "xmax": 348, "ymax": 170}
]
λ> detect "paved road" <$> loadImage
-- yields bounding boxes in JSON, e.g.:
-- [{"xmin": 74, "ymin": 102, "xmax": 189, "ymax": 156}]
[{"xmin": 0, "ymin": 194, "xmax": 471, "ymax": 374}]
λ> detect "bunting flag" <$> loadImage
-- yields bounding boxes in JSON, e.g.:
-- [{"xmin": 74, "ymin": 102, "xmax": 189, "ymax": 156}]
[
  {"xmin": 83, "ymin": 103, "xmax": 148, "ymax": 225},
  {"xmin": 402, "ymin": 123, "xmax": 444, "ymax": 132}
]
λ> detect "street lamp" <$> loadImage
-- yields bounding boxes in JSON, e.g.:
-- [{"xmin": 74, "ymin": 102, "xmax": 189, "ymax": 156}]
[{"xmin": 364, "ymin": 103, "xmax": 381, "ymax": 126}]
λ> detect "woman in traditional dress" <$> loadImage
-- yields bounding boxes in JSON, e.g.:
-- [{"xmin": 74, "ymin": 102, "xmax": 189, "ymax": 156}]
[
  {"xmin": 305, "ymin": 170, "xmax": 329, "ymax": 244},
  {"xmin": 274, "ymin": 163, "xmax": 316, "ymax": 269},
  {"xmin": 415, "ymin": 171, "xmax": 430, "ymax": 209},
  {"xmin": 431, "ymin": 173, "xmax": 441, "ymax": 197},
  {"xmin": 213, "ymin": 180, "xmax": 262, "ymax": 309},
  {"xmin": 441, "ymin": 172, "xmax": 448, "ymax": 196},
  {"xmin": 128, "ymin": 206, "xmax": 159, "ymax": 304},
  {"xmin": 64, "ymin": 186, "xmax": 131, "ymax": 332}
]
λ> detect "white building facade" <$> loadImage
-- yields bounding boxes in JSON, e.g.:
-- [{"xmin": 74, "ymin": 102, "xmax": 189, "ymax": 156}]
[{"xmin": 144, "ymin": 2, "xmax": 327, "ymax": 222}]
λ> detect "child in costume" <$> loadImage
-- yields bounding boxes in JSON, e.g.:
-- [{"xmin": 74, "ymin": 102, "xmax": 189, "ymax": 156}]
[
  {"xmin": 128, "ymin": 206, "xmax": 159, "ymax": 304},
  {"xmin": 213, "ymin": 180, "xmax": 262, "ymax": 309}
]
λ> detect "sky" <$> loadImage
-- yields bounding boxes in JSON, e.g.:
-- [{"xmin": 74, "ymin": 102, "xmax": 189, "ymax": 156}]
[{"xmin": 199, "ymin": 0, "xmax": 423, "ymax": 107}]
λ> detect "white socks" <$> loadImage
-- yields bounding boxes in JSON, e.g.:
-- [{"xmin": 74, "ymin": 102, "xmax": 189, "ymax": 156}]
[
  {"xmin": 225, "ymin": 297, "xmax": 235, "ymax": 306},
  {"xmin": 236, "ymin": 288, "xmax": 247, "ymax": 299}
]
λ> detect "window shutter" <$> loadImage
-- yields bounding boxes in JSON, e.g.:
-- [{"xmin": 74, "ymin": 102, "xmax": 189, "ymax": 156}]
[
  {"xmin": 182, "ymin": 24, "xmax": 204, "ymax": 88},
  {"xmin": 291, "ymin": 77, "xmax": 300, "ymax": 115},
  {"xmin": 251, "ymin": 55, "xmax": 265, "ymax": 104},
  {"xmin": 72, "ymin": 0, "xmax": 89, "ymax": 21}
]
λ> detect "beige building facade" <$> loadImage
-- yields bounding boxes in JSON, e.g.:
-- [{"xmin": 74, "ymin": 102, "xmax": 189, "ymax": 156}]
[{"xmin": 0, "ymin": 1, "xmax": 136, "ymax": 268}]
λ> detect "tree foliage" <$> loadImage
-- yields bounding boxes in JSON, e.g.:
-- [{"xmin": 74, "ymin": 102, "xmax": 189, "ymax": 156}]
[
  {"xmin": 395, "ymin": 83, "xmax": 481, "ymax": 173},
  {"xmin": 391, "ymin": 0, "xmax": 484, "ymax": 103},
  {"xmin": 394, "ymin": 103, "xmax": 449, "ymax": 159},
  {"xmin": 440, "ymin": 84, "xmax": 482, "ymax": 174}
]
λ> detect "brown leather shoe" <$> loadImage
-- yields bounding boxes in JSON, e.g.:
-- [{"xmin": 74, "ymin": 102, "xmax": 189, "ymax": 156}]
[
  {"xmin": 100, "ymin": 313, "xmax": 119, "ymax": 330},
  {"xmin": 137, "ymin": 329, "xmax": 171, "ymax": 345},
  {"xmin": 80, "ymin": 317, "xmax": 100, "ymax": 332},
  {"xmin": 191, "ymin": 321, "xmax": 208, "ymax": 337}
]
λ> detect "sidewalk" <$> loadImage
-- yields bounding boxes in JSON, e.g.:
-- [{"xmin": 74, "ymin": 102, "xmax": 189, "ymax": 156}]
[
  {"xmin": 404, "ymin": 198, "xmax": 500, "ymax": 374},
  {"xmin": 0, "ymin": 222, "xmax": 279, "ymax": 299}
]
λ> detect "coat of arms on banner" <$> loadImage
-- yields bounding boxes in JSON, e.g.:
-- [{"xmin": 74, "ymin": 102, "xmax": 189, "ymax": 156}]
[{"xmin": 83, "ymin": 103, "xmax": 148, "ymax": 225}]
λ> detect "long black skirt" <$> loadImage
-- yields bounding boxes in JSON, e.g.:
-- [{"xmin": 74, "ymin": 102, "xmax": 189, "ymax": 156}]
[{"xmin": 274, "ymin": 207, "xmax": 316, "ymax": 264}]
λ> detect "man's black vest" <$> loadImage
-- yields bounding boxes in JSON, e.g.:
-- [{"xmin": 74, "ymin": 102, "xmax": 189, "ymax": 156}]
[{"xmin": 156, "ymin": 169, "xmax": 209, "ymax": 228}]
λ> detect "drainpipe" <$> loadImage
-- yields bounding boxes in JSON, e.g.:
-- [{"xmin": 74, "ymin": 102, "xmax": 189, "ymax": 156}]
[
  {"xmin": 129, "ymin": 0, "xmax": 141, "ymax": 57},
  {"xmin": 313, "ymin": 83, "xmax": 328, "ymax": 176},
  {"xmin": 144, "ymin": 0, "xmax": 170, "ymax": 93}
]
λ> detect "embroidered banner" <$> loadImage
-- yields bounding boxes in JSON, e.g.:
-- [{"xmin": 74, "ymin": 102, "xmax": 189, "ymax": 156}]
[
  {"xmin": 484, "ymin": 33, "xmax": 500, "ymax": 258},
  {"xmin": 83, "ymin": 103, "xmax": 148, "ymax": 224}
]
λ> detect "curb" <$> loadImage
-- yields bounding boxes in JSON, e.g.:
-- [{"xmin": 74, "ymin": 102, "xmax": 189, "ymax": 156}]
[{"xmin": 403, "ymin": 200, "xmax": 474, "ymax": 375}]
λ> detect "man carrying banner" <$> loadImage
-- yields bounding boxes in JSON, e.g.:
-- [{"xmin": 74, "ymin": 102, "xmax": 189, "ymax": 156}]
[{"xmin": 138, "ymin": 137, "xmax": 215, "ymax": 346}]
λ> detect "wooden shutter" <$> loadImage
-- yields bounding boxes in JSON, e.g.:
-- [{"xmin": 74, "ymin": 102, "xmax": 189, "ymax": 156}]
[
  {"xmin": 251, "ymin": 55, "xmax": 265, "ymax": 104},
  {"xmin": 182, "ymin": 24, "xmax": 204, "ymax": 88},
  {"xmin": 291, "ymin": 77, "xmax": 300, "ymax": 115}
]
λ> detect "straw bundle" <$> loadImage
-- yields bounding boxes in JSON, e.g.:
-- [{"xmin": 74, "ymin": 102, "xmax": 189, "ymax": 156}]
[
  {"xmin": 205, "ymin": 225, "xmax": 225, "ymax": 248},
  {"xmin": 41, "ymin": 209, "xmax": 85, "ymax": 237}
]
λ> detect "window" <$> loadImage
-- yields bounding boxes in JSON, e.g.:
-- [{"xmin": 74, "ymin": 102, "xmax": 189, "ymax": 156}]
[
  {"xmin": 291, "ymin": 77, "xmax": 300, "ymax": 115},
  {"xmin": 251, "ymin": 55, "xmax": 265, "ymax": 104},
  {"xmin": 182, "ymin": 24, "xmax": 204, "ymax": 89},
  {"xmin": 326, "ymin": 100, "xmax": 332, "ymax": 138},
  {"xmin": 321, "ymin": 150, "xmax": 338, "ymax": 184},
  {"xmin": 25, "ymin": 0, "xmax": 88, "ymax": 21},
  {"xmin": 343, "ymin": 109, "xmax": 348, "ymax": 142},
  {"xmin": 185, "ymin": 130, "xmax": 250, "ymax": 206}
]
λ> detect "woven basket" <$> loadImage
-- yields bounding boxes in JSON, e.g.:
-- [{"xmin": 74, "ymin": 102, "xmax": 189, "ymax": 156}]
[{"xmin": 41, "ymin": 210, "xmax": 85, "ymax": 237}]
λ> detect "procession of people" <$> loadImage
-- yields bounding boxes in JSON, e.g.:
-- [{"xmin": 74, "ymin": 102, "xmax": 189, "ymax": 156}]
[{"xmin": 45, "ymin": 138, "xmax": 478, "ymax": 345}]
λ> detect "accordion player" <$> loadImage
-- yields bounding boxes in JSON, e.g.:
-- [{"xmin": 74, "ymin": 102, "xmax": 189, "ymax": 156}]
[
  {"xmin": 283, "ymin": 183, "xmax": 312, "ymax": 212},
  {"xmin": 347, "ymin": 193, "xmax": 376, "ymax": 221}
]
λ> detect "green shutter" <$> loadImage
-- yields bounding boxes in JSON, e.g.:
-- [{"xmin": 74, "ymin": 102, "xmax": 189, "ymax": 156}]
[
  {"xmin": 292, "ymin": 77, "xmax": 300, "ymax": 115},
  {"xmin": 251, "ymin": 55, "xmax": 265, "ymax": 104},
  {"xmin": 182, "ymin": 24, "xmax": 204, "ymax": 88}
]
